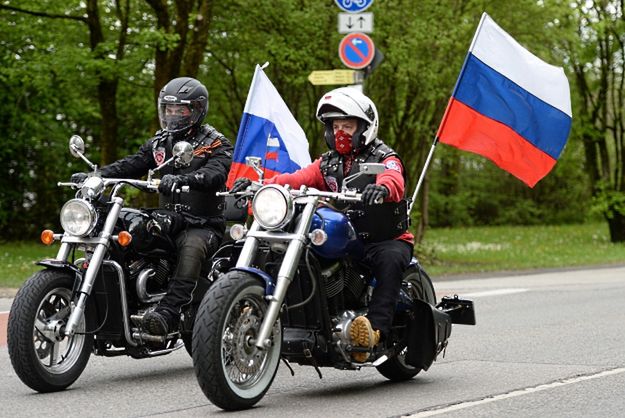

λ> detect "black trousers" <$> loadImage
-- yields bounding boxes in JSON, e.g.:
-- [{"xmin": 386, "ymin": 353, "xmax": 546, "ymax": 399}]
[
  {"xmin": 158, "ymin": 226, "xmax": 220, "ymax": 316},
  {"xmin": 362, "ymin": 239, "xmax": 413, "ymax": 336}
]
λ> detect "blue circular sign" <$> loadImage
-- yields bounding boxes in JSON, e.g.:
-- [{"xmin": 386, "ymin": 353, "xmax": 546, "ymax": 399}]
[
  {"xmin": 338, "ymin": 33, "xmax": 375, "ymax": 70},
  {"xmin": 334, "ymin": 0, "xmax": 374, "ymax": 13}
]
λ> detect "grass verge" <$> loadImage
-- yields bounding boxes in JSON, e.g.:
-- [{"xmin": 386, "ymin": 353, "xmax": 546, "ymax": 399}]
[
  {"xmin": 420, "ymin": 221, "xmax": 625, "ymax": 277},
  {"xmin": 1, "ymin": 222, "xmax": 624, "ymax": 289}
]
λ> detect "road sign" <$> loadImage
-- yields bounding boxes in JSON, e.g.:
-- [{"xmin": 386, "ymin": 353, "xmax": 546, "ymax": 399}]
[
  {"xmin": 334, "ymin": 0, "xmax": 374, "ymax": 13},
  {"xmin": 338, "ymin": 12, "xmax": 373, "ymax": 34},
  {"xmin": 308, "ymin": 69, "xmax": 363, "ymax": 86},
  {"xmin": 338, "ymin": 33, "xmax": 375, "ymax": 70}
]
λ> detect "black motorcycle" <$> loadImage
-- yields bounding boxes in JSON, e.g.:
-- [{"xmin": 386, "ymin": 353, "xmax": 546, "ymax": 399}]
[
  {"xmin": 192, "ymin": 161, "xmax": 476, "ymax": 410},
  {"xmin": 8, "ymin": 135, "xmax": 210, "ymax": 392}
]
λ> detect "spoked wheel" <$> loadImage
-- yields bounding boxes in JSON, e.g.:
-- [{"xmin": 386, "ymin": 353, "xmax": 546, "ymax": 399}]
[
  {"xmin": 193, "ymin": 271, "xmax": 282, "ymax": 411},
  {"xmin": 8, "ymin": 269, "xmax": 93, "ymax": 392},
  {"xmin": 377, "ymin": 264, "xmax": 436, "ymax": 381}
]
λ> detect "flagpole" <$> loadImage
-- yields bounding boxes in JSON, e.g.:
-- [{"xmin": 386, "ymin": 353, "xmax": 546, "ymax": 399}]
[
  {"xmin": 407, "ymin": 136, "xmax": 438, "ymax": 214},
  {"xmin": 407, "ymin": 13, "xmax": 489, "ymax": 216}
]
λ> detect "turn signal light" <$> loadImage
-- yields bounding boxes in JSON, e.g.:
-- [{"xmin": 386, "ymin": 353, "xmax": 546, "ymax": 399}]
[
  {"xmin": 117, "ymin": 231, "xmax": 132, "ymax": 247},
  {"xmin": 229, "ymin": 224, "xmax": 247, "ymax": 241},
  {"xmin": 41, "ymin": 230, "xmax": 55, "ymax": 245}
]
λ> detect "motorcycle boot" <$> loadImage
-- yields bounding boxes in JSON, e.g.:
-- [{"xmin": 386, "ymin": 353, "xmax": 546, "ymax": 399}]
[
  {"xmin": 143, "ymin": 308, "xmax": 179, "ymax": 336},
  {"xmin": 349, "ymin": 316, "xmax": 380, "ymax": 362}
]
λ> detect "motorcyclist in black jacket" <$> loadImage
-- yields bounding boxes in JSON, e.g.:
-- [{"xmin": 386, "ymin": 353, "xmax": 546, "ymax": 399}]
[{"xmin": 72, "ymin": 77, "xmax": 233, "ymax": 335}]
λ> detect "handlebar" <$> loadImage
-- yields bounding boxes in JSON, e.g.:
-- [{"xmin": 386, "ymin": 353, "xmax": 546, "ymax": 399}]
[
  {"xmin": 217, "ymin": 185, "xmax": 363, "ymax": 203},
  {"xmin": 58, "ymin": 178, "xmax": 189, "ymax": 193}
]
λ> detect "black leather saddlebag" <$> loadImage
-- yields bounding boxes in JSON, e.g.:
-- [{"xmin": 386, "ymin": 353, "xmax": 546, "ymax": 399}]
[{"xmin": 405, "ymin": 299, "xmax": 452, "ymax": 371}]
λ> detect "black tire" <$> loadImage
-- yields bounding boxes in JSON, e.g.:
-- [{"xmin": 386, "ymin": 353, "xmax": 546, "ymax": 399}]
[
  {"xmin": 8, "ymin": 269, "xmax": 93, "ymax": 392},
  {"xmin": 376, "ymin": 264, "xmax": 436, "ymax": 381},
  {"xmin": 181, "ymin": 332, "xmax": 193, "ymax": 357},
  {"xmin": 192, "ymin": 271, "xmax": 282, "ymax": 411}
]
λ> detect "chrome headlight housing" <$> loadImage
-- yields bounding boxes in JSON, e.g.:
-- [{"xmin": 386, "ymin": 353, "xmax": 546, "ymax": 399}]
[
  {"xmin": 251, "ymin": 185, "xmax": 294, "ymax": 230},
  {"xmin": 60, "ymin": 199, "xmax": 98, "ymax": 237}
]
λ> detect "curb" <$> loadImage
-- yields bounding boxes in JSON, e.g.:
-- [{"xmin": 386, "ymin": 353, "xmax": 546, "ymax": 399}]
[{"xmin": 0, "ymin": 288, "xmax": 17, "ymax": 298}]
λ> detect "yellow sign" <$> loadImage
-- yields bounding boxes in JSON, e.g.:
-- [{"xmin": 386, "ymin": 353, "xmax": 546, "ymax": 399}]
[{"xmin": 307, "ymin": 69, "xmax": 361, "ymax": 86}]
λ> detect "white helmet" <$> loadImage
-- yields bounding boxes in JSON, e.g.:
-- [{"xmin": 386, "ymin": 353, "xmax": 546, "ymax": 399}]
[{"xmin": 316, "ymin": 87, "xmax": 379, "ymax": 150}]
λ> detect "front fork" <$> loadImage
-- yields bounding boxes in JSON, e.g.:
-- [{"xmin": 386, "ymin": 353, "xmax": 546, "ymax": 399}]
[
  {"xmin": 238, "ymin": 198, "xmax": 318, "ymax": 350},
  {"xmin": 63, "ymin": 197, "xmax": 123, "ymax": 337}
]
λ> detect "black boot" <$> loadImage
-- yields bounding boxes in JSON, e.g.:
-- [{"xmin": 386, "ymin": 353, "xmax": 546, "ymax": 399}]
[{"xmin": 143, "ymin": 308, "xmax": 178, "ymax": 336}]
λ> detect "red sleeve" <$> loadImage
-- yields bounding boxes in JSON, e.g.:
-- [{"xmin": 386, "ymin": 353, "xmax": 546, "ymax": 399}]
[
  {"xmin": 376, "ymin": 156, "xmax": 405, "ymax": 202},
  {"xmin": 264, "ymin": 158, "xmax": 327, "ymax": 190}
]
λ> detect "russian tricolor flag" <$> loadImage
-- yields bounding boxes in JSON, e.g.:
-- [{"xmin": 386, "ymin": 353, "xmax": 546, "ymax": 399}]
[
  {"xmin": 226, "ymin": 64, "xmax": 311, "ymax": 188},
  {"xmin": 437, "ymin": 13, "xmax": 572, "ymax": 187}
]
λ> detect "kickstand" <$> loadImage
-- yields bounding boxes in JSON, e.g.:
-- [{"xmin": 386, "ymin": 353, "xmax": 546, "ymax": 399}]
[
  {"xmin": 304, "ymin": 348, "xmax": 323, "ymax": 379},
  {"xmin": 281, "ymin": 357, "xmax": 295, "ymax": 376}
]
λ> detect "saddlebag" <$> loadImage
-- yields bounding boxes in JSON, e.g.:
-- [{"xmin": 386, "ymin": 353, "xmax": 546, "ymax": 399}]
[{"xmin": 405, "ymin": 299, "xmax": 452, "ymax": 371}]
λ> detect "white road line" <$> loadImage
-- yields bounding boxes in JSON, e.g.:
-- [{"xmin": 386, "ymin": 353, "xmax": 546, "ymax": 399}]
[
  {"xmin": 0, "ymin": 311, "xmax": 8, "ymax": 315},
  {"xmin": 456, "ymin": 288, "xmax": 529, "ymax": 298},
  {"xmin": 406, "ymin": 367, "xmax": 625, "ymax": 417}
]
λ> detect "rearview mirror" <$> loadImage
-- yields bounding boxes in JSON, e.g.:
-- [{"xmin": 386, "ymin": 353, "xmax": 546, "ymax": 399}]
[
  {"xmin": 69, "ymin": 135, "xmax": 85, "ymax": 158},
  {"xmin": 359, "ymin": 163, "xmax": 385, "ymax": 175},
  {"xmin": 173, "ymin": 141, "xmax": 194, "ymax": 166},
  {"xmin": 342, "ymin": 162, "xmax": 386, "ymax": 191},
  {"xmin": 246, "ymin": 156, "xmax": 264, "ymax": 181},
  {"xmin": 68, "ymin": 135, "xmax": 97, "ymax": 171}
]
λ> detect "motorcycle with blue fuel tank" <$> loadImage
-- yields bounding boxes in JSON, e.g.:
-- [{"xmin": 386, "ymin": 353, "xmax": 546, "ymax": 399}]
[
  {"xmin": 192, "ymin": 160, "xmax": 476, "ymax": 411},
  {"xmin": 8, "ymin": 135, "xmax": 210, "ymax": 393}
]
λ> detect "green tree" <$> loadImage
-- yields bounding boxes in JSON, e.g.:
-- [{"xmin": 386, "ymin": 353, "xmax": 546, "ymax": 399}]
[{"xmin": 561, "ymin": 0, "xmax": 625, "ymax": 241}]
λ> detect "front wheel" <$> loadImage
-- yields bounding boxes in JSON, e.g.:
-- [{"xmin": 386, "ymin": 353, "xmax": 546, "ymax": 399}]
[
  {"xmin": 192, "ymin": 271, "xmax": 282, "ymax": 411},
  {"xmin": 8, "ymin": 269, "xmax": 93, "ymax": 392},
  {"xmin": 376, "ymin": 264, "xmax": 436, "ymax": 381}
]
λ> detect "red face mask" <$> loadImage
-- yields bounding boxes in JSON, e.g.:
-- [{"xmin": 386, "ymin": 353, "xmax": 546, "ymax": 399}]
[{"xmin": 334, "ymin": 130, "xmax": 353, "ymax": 155}]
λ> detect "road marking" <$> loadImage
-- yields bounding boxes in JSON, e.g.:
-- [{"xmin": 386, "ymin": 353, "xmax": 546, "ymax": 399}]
[
  {"xmin": 406, "ymin": 367, "xmax": 625, "ymax": 417},
  {"xmin": 460, "ymin": 288, "xmax": 528, "ymax": 298}
]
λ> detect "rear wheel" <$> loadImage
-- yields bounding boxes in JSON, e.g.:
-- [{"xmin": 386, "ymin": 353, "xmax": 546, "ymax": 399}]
[
  {"xmin": 376, "ymin": 264, "xmax": 435, "ymax": 381},
  {"xmin": 193, "ymin": 271, "xmax": 282, "ymax": 410},
  {"xmin": 8, "ymin": 269, "xmax": 93, "ymax": 392}
]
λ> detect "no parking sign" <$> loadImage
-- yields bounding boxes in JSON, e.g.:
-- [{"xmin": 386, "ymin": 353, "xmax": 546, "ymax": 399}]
[{"xmin": 338, "ymin": 32, "xmax": 375, "ymax": 70}]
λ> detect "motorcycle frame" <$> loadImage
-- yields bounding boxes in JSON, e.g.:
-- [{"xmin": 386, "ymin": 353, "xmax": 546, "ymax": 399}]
[
  {"xmin": 235, "ymin": 196, "xmax": 320, "ymax": 350},
  {"xmin": 49, "ymin": 180, "xmax": 175, "ymax": 350}
]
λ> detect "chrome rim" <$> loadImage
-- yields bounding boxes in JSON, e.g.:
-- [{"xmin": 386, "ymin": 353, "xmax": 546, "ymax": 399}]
[
  {"xmin": 220, "ymin": 285, "xmax": 281, "ymax": 397},
  {"xmin": 33, "ymin": 287, "xmax": 86, "ymax": 374}
]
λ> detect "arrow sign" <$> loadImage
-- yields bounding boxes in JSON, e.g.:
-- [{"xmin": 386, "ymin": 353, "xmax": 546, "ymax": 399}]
[
  {"xmin": 338, "ymin": 33, "xmax": 375, "ymax": 70},
  {"xmin": 338, "ymin": 12, "xmax": 373, "ymax": 34},
  {"xmin": 307, "ymin": 69, "xmax": 362, "ymax": 86}
]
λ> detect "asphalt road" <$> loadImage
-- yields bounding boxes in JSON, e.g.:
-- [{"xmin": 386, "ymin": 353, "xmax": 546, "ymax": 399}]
[{"xmin": 1, "ymin": 265, "xmax": 624, "ymax": 417}]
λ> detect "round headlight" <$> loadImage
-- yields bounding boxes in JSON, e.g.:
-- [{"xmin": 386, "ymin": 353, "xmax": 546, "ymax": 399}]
[
  {"xmin": 60, "ymin": 199, "xmax": 97, "ymax": 236},
  {"xmin": 251, "ymin": 185, "xmax": 294, "ymax": 230}
]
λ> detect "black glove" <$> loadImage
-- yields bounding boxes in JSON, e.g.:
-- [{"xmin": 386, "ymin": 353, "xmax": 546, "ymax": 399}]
[
  {"xmin": 230, "ymin": 177, "xmax": 252, "ymax": 193},
  {"xmin": 70, "ymin": 172, "xmax": 88, "ymax": 184},
  {"xmin": 158, "ymin": 174, "xmax": 188, "ymax": 195},
  {"xmin": 362, "ymin": 184, "xmax": 389, "ymax": 205}
]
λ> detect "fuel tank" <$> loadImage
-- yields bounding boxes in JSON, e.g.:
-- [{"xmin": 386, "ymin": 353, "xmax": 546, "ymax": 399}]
[{"xmin": 309, "ymin": 207, "xmax": 363, "ymax": 259}]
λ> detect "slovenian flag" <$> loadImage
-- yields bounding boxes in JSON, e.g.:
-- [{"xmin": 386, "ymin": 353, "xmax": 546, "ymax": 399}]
[
  {"xmin": 437, "ymin": 13, "xmax": 572, "ymax": 187},
  {"xmin": 226, "ymin": 64, "xmax": 311, "ymax": 188}
]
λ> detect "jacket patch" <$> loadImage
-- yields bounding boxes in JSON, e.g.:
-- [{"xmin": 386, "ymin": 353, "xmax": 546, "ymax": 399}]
[
  {"xmin": 385, "ymin": 160, "xmax": 401, "ymax": 173},
  {"xmin": 325, "ymin": 176, "xmax": 338, "ymax": 192},
  {"xmin": 153, "ymin": 147, "xmax": 166, "ymax": 166}
]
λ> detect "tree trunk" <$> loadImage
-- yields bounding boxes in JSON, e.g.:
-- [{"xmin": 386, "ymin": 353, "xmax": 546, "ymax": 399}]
[
  {"xmin": 98, "ymin": 79, "xmax": 119, "ymax": 164},
  {"xmin": 606, "ymin": 211, "xmax": 625, "ymax": 243}
]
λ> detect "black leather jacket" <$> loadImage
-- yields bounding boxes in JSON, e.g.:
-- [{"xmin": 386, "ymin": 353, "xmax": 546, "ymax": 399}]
[{"xmin": 99, "ymin": 124, "xmax": 233, "ymax": 237}]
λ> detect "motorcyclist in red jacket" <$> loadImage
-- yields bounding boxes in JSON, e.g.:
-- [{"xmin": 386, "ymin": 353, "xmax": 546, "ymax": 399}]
[{"xmin": 231, "ymin": 87, "xmax": 413, "ymax": 362}]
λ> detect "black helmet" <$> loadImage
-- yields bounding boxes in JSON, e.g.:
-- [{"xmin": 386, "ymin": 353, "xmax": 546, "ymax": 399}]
[{"xmin": 157, "ymin": 77, "xmax": 208, "ymax": 139}]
